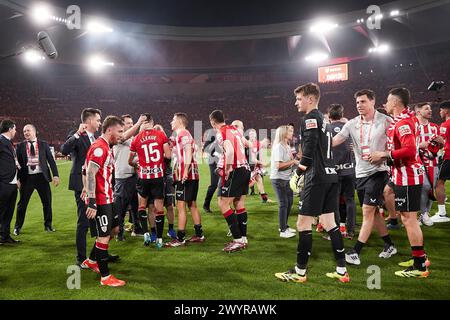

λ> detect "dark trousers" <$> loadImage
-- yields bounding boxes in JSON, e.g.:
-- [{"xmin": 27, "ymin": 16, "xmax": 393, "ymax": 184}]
[
  {"xmin": 0, "ymin": 182, "xmax": 18, "ymax": 240},
  {"xmin": 15, "ymin": 173, "xmax": 53, "ymax": 230},
  {"xmin": 336, "ymin": 175, "xmax": 356, "ymax": 233},
  {"xmin": 204, "ymin": 163, "xmax": 219, "ymax": 207},
  {"xmin": 271, "ymin": 179, "xmax": 294, "ymax": 232},
  {"xmin": 74, "ymin": 190, "xmax": 89, "ymax": 263},
  {"xmin": 114, "ymin": 175, "xmax": 138, "ymax": 234}
]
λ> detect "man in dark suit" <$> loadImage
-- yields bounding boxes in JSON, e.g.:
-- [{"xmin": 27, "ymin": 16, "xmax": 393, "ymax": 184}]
[
  {"xmin": 61, "ymin": 108, "xmax": 102, "ymax": 267},
  {"xmin": 202, "ymin": 128, "xmax": 221, "ymax": 213},
  {"xmin": 14, "ymin": 124, "xmax": 60, "ymax": 235},
  {"xmin": 0, "ymin": 119, "xmax": 20, "ymax": 244}
]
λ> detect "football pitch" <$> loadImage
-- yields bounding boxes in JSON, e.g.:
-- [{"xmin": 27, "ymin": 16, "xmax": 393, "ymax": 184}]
[{"xmin": 0, "ymin": 160, "xmax": 449, "ymax": 300}]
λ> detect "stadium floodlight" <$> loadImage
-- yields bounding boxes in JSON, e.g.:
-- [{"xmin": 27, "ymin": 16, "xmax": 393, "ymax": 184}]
[
  {"xmin": 31, "ymin": 3, "xmax": 52, "ymax": 25},
  {"xmin": 310, "ymin": 20, "xmax": 338, "ymax": 34},
  {"xmin": 23, "ymin": 50, "xmax": 46, "ymax": 65},
  {"xmin": 87, "ymin": 55, "xmax": 114, "ymax": 72},
  {"xmin": 305, "ymin": 52, "xmax": 329, "ymax": 63},
  {"xmin": 86, "ymin": 20, "xmax": 114, "ymax": 34},
  {"xmin": 390, "ymin": 10, "xmax": 400, "ymax": 17},
  {"xmin": 369, "ymin": 44, "xmax": 390, "ymax": 54}
]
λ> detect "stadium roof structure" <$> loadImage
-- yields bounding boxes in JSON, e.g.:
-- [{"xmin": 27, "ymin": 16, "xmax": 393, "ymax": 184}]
[{"xmin": 1, "ymin": 0, "xmax": 450, "ymax": 69}]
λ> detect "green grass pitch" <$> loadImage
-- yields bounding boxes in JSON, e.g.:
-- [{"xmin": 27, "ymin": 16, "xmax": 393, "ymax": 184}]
[{"xmin": 0, "ymin": 160, "xmax": 449, "ymax": 300}]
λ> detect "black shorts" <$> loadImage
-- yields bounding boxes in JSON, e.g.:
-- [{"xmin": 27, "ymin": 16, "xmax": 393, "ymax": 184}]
[
  {"xmin": 90, "ymin": 203, "xmax": 119, "ymax": 238},
  {"xmin": 338, "ymin": 175, "xmax": 356, "ymax": 199},
  {"xmin": 393, "ymin": 184, "xmax": 422, "ymax": 212},
  {"xmin": 219, "ymin": 167, "xmax": 251, "ymax": 198},
  {"xmin": 438, "ymin": 160, "xmax": 450, "ymax": 180},
  {"xmin": 299, "ymin": 183, "xmax": 339, "ymax": 217},
  {"xmin": 136, "ymin": 178, "xmax": 164, "ymax": 202},
  {"xmin": 356, "ymin": 171, "xmax": 389, "ymax": 207},
  {"xmin": 175, "ymin": 180, "xmax": 199, "ymax": 202}
]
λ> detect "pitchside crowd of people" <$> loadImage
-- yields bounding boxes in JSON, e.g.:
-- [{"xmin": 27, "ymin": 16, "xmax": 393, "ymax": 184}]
[{"xmin": 1, "ymin": 82, "xmax": 450, "ymax": 286}]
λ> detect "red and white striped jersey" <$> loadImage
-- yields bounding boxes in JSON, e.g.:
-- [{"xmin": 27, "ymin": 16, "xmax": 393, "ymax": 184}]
[
  {"xmin": 85, "ymin": 137, "xmax": 114, "ymax": 205},
  {"xmin": 418, "ymin": 122, "xmax": 439, "ymax": 167},
  {"xmin": 439, "ymin": 118, "xmax": 450, "ymax": 160},
  {"xmin": 216, "ymin": 125, "xmax": 249, "ymax": 170},
  {"xmin": 173, "ymin": 129, "xmax": 199, "ymax": 181},
  {"xmin": 130, "ymin": 129, "xmax": 169, "ymax": 179},
  {"xmin": 387, "ymin": 109, "xmax": 424, "ymax": 186}
]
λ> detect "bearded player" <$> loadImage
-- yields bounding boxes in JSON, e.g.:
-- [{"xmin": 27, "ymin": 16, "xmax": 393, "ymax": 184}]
[{"xmin": 83, "ymin": 116, "xmax": 126, "ymax": 287}]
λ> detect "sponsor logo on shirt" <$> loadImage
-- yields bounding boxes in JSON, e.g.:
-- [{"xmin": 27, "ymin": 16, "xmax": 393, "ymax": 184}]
[
  {"xmin": 93, "ymin": 147, "xmax": 103, "ymax": 157},
  {"xmin": 441, "ymin": 127, "xmax": 447, "ymax": 135},
  {"xmin": 325, "ymin": 167, "xmax": 337, "ymax": 175},
  {"xmin": 141, "ymin": 167, "xmax": 163, "ymax": 175},
  {"xmin": 334, "ymin": 127, "xmax": 341, "ymax": 133},
  {"xmin": 305, "ymin": 119, "xmax": 318, "ymax": 130},
  {"xmin": 398, "ymin": 125, "xmax": 412, "ymax": 137},
  {"xmin": 335, "ymin": 163, "xmax": 354, "ymax": 170}
]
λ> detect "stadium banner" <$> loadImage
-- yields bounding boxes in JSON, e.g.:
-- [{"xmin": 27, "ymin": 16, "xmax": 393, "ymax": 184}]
[{"xmin": 318, "ymin": 63, "xmax": 349, "ymax": 83}]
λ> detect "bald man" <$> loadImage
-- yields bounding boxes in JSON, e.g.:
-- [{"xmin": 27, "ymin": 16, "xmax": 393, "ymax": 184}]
[{"xmin": 14, "ymin": 124, "xmax": 59, "ymax": 235}]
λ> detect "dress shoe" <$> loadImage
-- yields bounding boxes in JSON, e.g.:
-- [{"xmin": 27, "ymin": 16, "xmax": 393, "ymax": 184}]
[
  {"xmin": 45, "ymin": 226, "xmax": 56, "ymax": 232},
  {"xmin": 203, "ymin": 205, "xmax": 212, "ymax": 213},
  {"xmin": 0, "ymin": 236, "xmax": 20, "ymax": 244}
]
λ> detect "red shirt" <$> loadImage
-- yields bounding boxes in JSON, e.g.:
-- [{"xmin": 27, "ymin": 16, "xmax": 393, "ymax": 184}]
[
  {"xmin": 85, "ymin": 137, "xmax": 114, "ymax": 205},
  {"xmin": 440, "ymin": 118, "xmax": 450, "ymax": 160},
  {"xmin": 418, "ymin": 122, "xmax": 439, "ymax": 167},
  {"xmin": 216, "ymin": 125, "xmax": 249, "ymax": 170},
  {"xmin": 130, "ymin": 129, "xmax": 169, "ymax": 179},
  {"xmin": 173, "ymin": 129, "xmax": 199, "ymax": 181},
  {"xmin": 387, "ymin": 109, "xmax": 424, "ymax": 186}
]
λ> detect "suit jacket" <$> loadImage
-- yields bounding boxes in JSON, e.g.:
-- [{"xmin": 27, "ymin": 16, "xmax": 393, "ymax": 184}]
[
  {"xmin": 0, "ymin": 135, "xmax": 17, "ymax": 184},
  {"xmin": 203, "ymin": 130, "xmax": 221, "ymax": 165},
  {"xmin": 16, "ymin": 140, "xmax": 59, "ymax": 183},
  {"xmin": 61, "ymin": 129, "xmax": 93, "ymax": 191}
]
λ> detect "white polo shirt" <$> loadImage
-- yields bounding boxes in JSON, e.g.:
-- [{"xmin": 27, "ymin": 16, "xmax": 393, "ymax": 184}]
[
  {"xmin": 336, "ymin": 111, "xmax": 393, "ymax": 178},
  {"xmin": 113, "ymin": 138, "xmax": 136, "ymax": 179}
]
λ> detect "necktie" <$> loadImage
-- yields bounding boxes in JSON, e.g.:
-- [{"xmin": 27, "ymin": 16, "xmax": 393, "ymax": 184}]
[
  {"xmin": 30, "ymin": 141, "xmax": 36, "ymax": 170},
  {"xmin": 90, "ymin": 135, "xmax": 95, "ymax": 143}
]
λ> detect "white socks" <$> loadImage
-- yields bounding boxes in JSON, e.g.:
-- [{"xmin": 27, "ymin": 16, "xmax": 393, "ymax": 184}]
[
  {"xmin": 295, "ymin": 265, "xmax": 307, "ymax": 276},
  {"xmin": 336, "ymin": 266, "xmax": 347, "ymax": 275},
  {"xmin": 438, "ymin": 205, "xmax": 446, "ymax": 216}
]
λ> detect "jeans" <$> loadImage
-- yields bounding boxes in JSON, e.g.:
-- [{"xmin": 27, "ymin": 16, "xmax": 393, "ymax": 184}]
[{"xmin": 271, "ymin": 179, "xmax": 294, "ymax": 232}]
